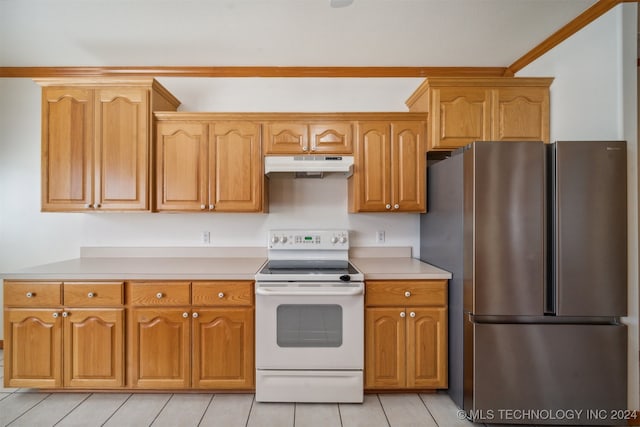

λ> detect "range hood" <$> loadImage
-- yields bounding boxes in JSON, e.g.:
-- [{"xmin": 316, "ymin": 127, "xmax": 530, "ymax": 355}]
[{"xmin": 264, "ymin": 155, "xmax": 354, "ymax": 178}]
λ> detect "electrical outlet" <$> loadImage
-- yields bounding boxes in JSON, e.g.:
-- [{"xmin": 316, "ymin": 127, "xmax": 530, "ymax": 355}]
[
  {"xmin": 202, "ymin": 231, "xmax": 211, "ymax": 244},
  {"xmin": 376, "ymin": 230, "xmax": 385, "ymax": 244}
]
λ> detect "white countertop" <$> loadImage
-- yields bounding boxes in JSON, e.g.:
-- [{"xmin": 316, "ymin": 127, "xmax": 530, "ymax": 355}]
[
  {"xmin": 2, "ymin": 257, "xmax": 267, "ymax": 281},
  {"xmin": 2, "ymin": 247, "xmax": 451, "ymax": 282},
  {"xmin": 351, "ymin": 257, "xmax": 452, "ymax": 280}
]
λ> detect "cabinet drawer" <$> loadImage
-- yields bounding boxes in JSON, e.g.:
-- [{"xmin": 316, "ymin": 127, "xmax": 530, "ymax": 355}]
[
  {"xmin": 192, "ymin": 281, "xmax": 253, "ymax": 306},
  {"xmin": 4, "ymin": 281, "xmax": 62, "ymax": 307},
  {"xmin": 128, "ymin": 282, "xmax": 190, "ymax": 306},
  {"xmin": 365, "ymin": 280, "xmax": 447, "ymax": 307},
  {"xmin": 63, "ymin": 282, "xmax": 124, "ymax": 306}
]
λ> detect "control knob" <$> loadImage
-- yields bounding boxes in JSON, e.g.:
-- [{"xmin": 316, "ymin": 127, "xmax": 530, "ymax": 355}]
[
  {"xmin": 281, "ymin": 236, "xmax": 288, "ymax": 244},
  {"xmin": 331, "ymin": 236, "xmax": 338, "ymax": 244},
  {"xmin": 339, "ymin": 236, "xmax": 347, "ymax": 244},
  {"xmin": 271, "ymin": 235, "xmax": 280, "ymax": 244}
]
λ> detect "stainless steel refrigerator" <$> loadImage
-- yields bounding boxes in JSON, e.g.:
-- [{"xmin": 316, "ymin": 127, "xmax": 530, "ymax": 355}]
[{"xmin": 420, "ymin": 141, "xmax": 627, "ymax": 425}]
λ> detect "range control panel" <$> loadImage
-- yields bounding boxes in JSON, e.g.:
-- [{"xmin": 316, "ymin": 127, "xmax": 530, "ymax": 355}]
[{"xmin": 268, "ymin": 229, "xmax": 349, "ymax": 250}]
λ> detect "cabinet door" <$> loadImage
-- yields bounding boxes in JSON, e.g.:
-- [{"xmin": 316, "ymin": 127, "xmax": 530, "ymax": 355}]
[
  {"xmin": 130, "ymin": 308, "xmax": 191, "ymax": 389},
  {"xmin": 263, "ymin": 122, "xmax": 308, "ymax": 154},
  {"xmin": 156, "ymin": 122, "xmax": 208, "ymax": 211},
  {"xmin": 492, "ymin": 87, "xmax": 550, "ymax": 143},
  {"xmin": 210, "ymin": 122, "xmax": 262, "ymax": 212},
  {"xmin": 5, "ymin": 309, "xmax": 63, "ymax": 388},
  {"xmin": 391, "ymin": 121, "xmax": 425, "ymax": 212},
  {"xmin": 192, "ymin": 308, "xmax": 254, "ymax": 389},
  {"xmin": 95, "ymin": 88, "xmax": 149, "ymax": 210},
  {"xmin": 309, "ymin": 122, "xmax": 353, "ymax": 154},
  {"xmin": 430, "ymin": 87, "xmax": 491, "ymax": 150},
  {"xmin": 406, "ymin": 307, "xmax": 447, "ymax": 388},
  {"xmin": 63, "ymin": 308, "xmax": 124, "ymax": 388},
  {"xmin": 353, "ymin": 122, "xmax": 391, "ymax": 212},
  {"xmin": 41, "ymin": 88, "xmax": 93, "ymax": 211},
  {"xmin": 365, "ymin": 307, "xmax": 405, "ymax": 389}
]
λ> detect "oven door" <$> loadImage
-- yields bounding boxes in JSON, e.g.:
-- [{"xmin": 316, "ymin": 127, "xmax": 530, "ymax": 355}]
[{"xmin": 255, "ymin": 281, "xmax": 364, "ymax": 370}]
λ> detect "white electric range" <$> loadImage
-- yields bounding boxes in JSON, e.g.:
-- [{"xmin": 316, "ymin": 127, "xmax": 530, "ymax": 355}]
[{"xmin": 254, "ymin": 229, "xmax": 364, "ymax": 403}]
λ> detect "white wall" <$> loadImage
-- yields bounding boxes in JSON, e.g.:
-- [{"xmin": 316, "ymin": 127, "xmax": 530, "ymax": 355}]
[{"xmin": 519, "ymin": 2, "xmax": 639, "ymax": 410}]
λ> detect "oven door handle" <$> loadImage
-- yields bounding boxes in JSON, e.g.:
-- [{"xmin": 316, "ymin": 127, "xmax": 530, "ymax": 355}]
[{"xmin": 255, "ymin": 286, "xmax": 364, "ymax": 297}]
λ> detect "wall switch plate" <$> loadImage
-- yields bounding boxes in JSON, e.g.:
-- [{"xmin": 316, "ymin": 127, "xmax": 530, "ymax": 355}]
[
  {"xmin": 202, "ymin": 231, "xmax": 211, "ymax": 244},
  {"xmin": 376, "ymin": 230, "xmax": 385, "ymax": 244}
]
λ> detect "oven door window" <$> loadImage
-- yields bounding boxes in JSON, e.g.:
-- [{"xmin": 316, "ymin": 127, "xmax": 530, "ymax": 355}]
[{"xmin": 276, "ymin": 304, "xmax": 342, "ymax": 347}]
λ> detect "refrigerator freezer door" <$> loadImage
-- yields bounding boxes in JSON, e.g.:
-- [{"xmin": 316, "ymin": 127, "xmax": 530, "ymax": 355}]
[
  {"xmin": 469, "ymin": 321, "xmax": 627, "ymax": 425},
  {"xmin": 464, "ymin": 142, "xmax": 546, "ymax": 316},
  {"xmin": 552, "ymin": 141, "xmax": 627, "ymax": 317}
]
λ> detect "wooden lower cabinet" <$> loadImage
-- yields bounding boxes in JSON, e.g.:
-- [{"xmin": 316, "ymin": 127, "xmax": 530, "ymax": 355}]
[
  {"xmin": 364, "ymin": 280, "xmax": 447, "ymax": 390},
  {"xmin": 130, "ymin": 308, "xmax": 192, "ymax": 389},
  {"xmin": 192, "ymin": 308, "xmax": 254, "ymax": 389},
  {"xmin": 3, "ymin": 281, "xmax": 125, "ymax": 389},
  {"xmin": 4, "ymin": 308, "xmax": 63, "ymax": 388},
  {"xmin": 64, "ymin": 308, "xmax": 125, "ymax": 388},
  {"xmin": 128, "ymin": 281, "xmax": 255, "ymax": 390}
]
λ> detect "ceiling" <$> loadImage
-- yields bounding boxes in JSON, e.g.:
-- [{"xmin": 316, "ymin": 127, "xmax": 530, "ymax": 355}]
[{"xmin": 0, "ymin": 0, "xmax": 603, "ymax": 68}]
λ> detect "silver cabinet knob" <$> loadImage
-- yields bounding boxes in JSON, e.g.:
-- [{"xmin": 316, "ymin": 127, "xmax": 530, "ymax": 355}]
[
  {"xmin": 87, "ymin": 292, "xmax": 95, "ymax": 298},
  {"xmin": 385, "ymin": 204, "xmax": 391, "ymax": 210},
  {"xmin": 156, "ymin": 292, "xmax": 164, "ymax": 299},
  {"xmin": 62, "ymin": 311, "xmax": 69, "ymax": 318},
  {"xmin": 410, "ymin": 312, "xmax": 416, "ymax": 318},
  {"xmin": 209, "ymin": 204, "xmax": 214, "ymax": 210},
  {"xmin": 200, "ymin": 204, "xmax": 206, "ymax": 210},
  {"xmin": 302, "ymin": 145, "xmax": 308, "ymax": 152},
  {"xmin": 26, "ymin": 292, "xmax": 34, "ymax": 298},
  {"xmin": 400, "ymin": 311, "xmax": 406, "ymax": 318},
  {"xmin": 192, "ymin": 312, "xmax": 199, "ymax": 318},
  {"xmin": 218, "ymin": 292, "xmax": 225, "ymax": 299},
  {"xmin": 394, "ymin": 204, "xmax": 400, "ymax": 210},
  {"xmin": 182, "ymin": 312, "xmax": 189, "ymax": 318},
  {"xmin": 404, "ymin": 291, "xmax": 411, "ymax": 298},
  {"xmin": 52, "ymin": 312, "xmax": 59, "ymax": 318}
]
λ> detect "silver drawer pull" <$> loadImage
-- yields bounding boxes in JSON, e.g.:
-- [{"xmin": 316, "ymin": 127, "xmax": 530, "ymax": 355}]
[
  {"xmin": 218, "ymin": 292, "xmax": 225, "ymax": 299},
  {"xmin": 62, "ymin": 311, "xmax": 69, "ymax": 318},
  {"xmin": 394, "ymin": 204, "xmax": 400, "ymax": 210},
  {"xmin": 410, "ymin": 312, "xmax": 416, "ymax": 318},
  {"xmin": 404, "ymin": 291, "xmax": 411, "ymax": 298},
  {"xmin": 200, "ymin": 204, "xmax": 206, "ymax": 210},
  {"xmin": 52, "ymin": 312, "xmax": 59, "ymax": 318},
  {"xmin": 400, "ymin": 311, "xmax": 406, "ymax": 318},
  {"xmin": 192, "ymin": 312, "xmax": 199, "ymax": 318},
  {"xmin": 209, "ymin": 204, "xmax": 214, "ymax": 210},
  {"xmin": 385, "ymin": 204, "xmax": 391, "ymax": 210},
  {"xmin": 26, "ymin": 292, "xmax": 34, "ymax": 298},
  {"xmin": 87, "ymin": 292, "xmax": 96, "ymax": 298},
  {"xmin": 182, "ymin": 312, "xmax": 189, "ymax": 318},
  {"xmin": 156, "ymin": 292, "xmax": 164, "ymax": 299}
]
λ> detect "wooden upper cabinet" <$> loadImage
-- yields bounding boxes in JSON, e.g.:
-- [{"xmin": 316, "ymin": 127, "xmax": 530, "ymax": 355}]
[
  {"xmin": 392, "ymin": 122, "xmax": 425, "ymax": 212},
  {"xmin": 493, "ymin": 87, "xmax": 549, "ymax": 142},
  {"xmin": 429, "ymin": 87, "xmax": 491, "ymax": 150},
  {"xmin": 95, "ymin": 88, "xmax": 149, "ymax": 210},
  {"xmin": 309, "ymin": 122, "xmax": 353, "ymax": 154},
  {"xmin": 263, "ymin": 121, "xmax": 353, "ymax": 154},
  {"xmin": 353, "ymin": 122, "xmax": 391, "ymax": 211},
  {"xmin": 350, "ymin": 118, "xmax": 425, "ymax": 213},
  {"xmin": 156, "ymin": 122, "xmax": 209, "ymax": 211},
  {"xmin": 263, "ymin": 122, "xmax": 308, "ymax": 154},
  {"xmin": 406, "ymin": 77, "xmax": 552, "ymax": 151},
  {"xmin": 155, "ymin": 119, "xmax": 263, "ymax": 212},
  {"xmin": 211, "ymin": 122, "xmax": 262, "ymax": 212},
  {"xmin": 37, "ymin": 78, "xmax": 180, "ymax": 212},
  {"xmin": 41, "ymin": 88, "xmax": 94, "ymax": 211}
]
